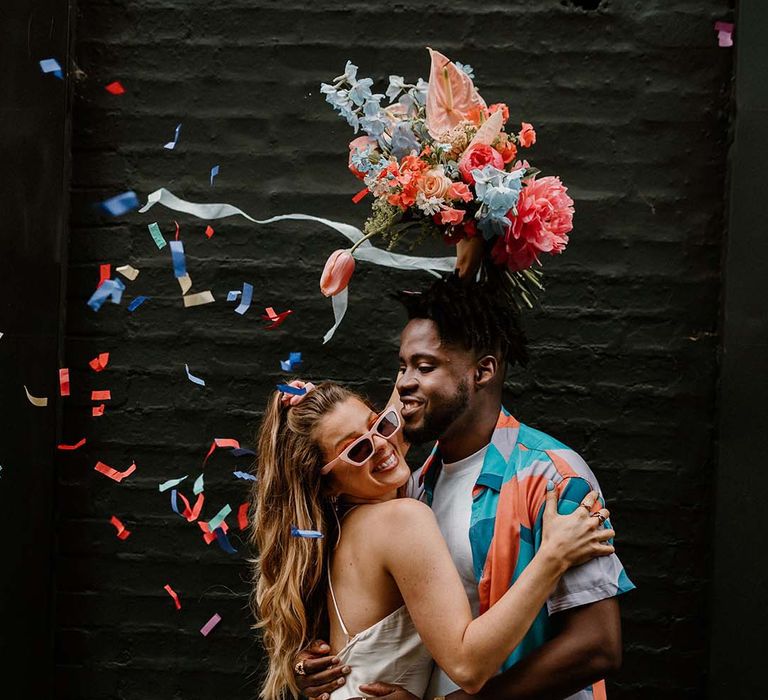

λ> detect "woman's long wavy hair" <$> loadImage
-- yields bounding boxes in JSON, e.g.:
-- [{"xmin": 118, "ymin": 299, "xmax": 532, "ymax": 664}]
[{"xmin": 249, "ymin": 382, "xmax": 362, "ymax": 700}]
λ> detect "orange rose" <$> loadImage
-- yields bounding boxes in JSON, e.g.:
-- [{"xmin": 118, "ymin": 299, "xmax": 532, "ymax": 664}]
[{"xmin": 419, "ymin": 168, "xmax": 453, "ymax": 200}]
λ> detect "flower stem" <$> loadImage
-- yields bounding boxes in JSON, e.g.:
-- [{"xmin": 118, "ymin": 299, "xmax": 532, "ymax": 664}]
[{"xmin": 349, "ymin": 229, "xmax": 380, "ymax": 255}]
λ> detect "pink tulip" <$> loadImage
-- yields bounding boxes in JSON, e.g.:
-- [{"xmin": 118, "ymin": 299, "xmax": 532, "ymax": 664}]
[{"xmin": 320, "ymin": 249, "xmax": 355, "ymax": 297}]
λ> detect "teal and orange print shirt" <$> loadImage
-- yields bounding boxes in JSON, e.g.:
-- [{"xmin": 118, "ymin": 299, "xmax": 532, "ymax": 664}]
[{"xmin": 416, "ymin": 407, "xmax": 635, "ymax": 700}]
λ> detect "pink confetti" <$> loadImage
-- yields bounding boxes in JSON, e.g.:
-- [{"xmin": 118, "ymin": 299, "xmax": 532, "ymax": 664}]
[
  {"xmin": 238, "ymin": 502, "xmax": 249, "ymax": 530},
  {"xmin": 92, "ymin": 403, "xmax": 105, "ymax": 417},
  {"xmin": 199, "ymin": 519, "xmax": 229, "ymax": 544},
  {"xmin": 58, "ymin": 437, "xmax": 86, "ymax": 451},
  {"xmin": 59, "ymin": 368, "xmax": 70, "ymax": 396},
  {"xmin": 714, "ymin": 21, "xmax": 734, "ymax": 47},
  {"xmin": 105, "ymin": 81, "xmax": 125, "ymax": 95},
  {"xmin": 200, "ymin": 613, "xmax": 221, "ymax": 637},
  {"xmin": 91, "ymin": 390, "xmax": 111, "ymax": 401},
  {"xmin": 94, "ymin": 460, "xmax": 136, "ymax": 482},
  {"xmin": 109, "ymin": 515, "xmax": 131, "ymax": 539},
  {"xmin": 164, "ymin": 584, "xmax": 182, "ymax": 610},
  {"xmin": 205, "ymin": 225, "xmax": 214, "ymax": 238},
  {"xmin": 262, "ymin": 307, "xmax": 293, "ymax": 330},
  {"xmin": 203, "ymin": 438, "xmax": 240, "ymax": 465}
]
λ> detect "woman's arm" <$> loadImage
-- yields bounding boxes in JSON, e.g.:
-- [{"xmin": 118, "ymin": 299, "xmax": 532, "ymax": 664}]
[{"xmin": 378, "ymin": 490, "xmax": 613, "ymax": 695}]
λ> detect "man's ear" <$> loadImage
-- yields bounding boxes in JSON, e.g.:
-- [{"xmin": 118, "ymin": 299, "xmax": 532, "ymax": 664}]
[{"xmin": 475, "ymin": 354, "xmax": 499, "ymax": 389}]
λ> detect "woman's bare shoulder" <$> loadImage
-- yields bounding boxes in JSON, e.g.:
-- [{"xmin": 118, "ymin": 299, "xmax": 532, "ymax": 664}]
[{"xmin": 349, "ymin": 498, "xmax": 438, "ymax": 546}]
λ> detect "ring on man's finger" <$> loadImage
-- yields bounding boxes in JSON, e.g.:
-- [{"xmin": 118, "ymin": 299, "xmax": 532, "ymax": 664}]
[
  {"xmin": 580, "ymin": 503, "xmax": 592, "ymax": 513},
  {"xmin": 590, "ymin": 512, "xmax": 607, "ymax": 524},
  {"xmin": 295, "ymin": 660, "xmax": 306, "ymax": 676}
]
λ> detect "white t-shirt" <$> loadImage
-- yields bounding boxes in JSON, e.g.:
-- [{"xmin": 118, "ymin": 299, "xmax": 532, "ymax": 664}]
[{"xmin": 422, "ymin": 445, "xmax": 488, "ymax": 697}]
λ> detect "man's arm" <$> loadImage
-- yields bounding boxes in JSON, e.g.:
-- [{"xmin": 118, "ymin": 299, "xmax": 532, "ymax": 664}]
[{"xmin": 447, "ymin": 598, "xmax": 622, "ymax": 700}]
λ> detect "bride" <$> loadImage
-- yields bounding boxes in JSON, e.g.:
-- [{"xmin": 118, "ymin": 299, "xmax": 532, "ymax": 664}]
[{"xmin": 249, "ymin": 381, "xmax": 614, "ymax": 700}]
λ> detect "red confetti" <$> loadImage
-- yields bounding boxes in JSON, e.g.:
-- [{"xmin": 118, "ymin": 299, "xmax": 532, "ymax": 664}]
[
  {"xmin": 163, "ymin": 584, "xmax": 182, "ymax": 610},
  {"xmin": 237, "ymin": 502, "xmax": 249, "ymax": 530},
  {"xmin": 261, "ymin": 307, "xmax": 293, "ymax": 330},
  {"xmin": 199, "ymin": 519, "xmax": 229, "ymax": 544},
  {"xmin": 89, "ymin": 353, "xmax": 110, "ymax": 372},
  {"xmin": 176, "ymin": 491, "xmax": 205, "ymax": 523},
  {"xmin": 174, "ymin": 220, "xmax": 180, "ymax": 240},
  {"xmin": 59, "ymin": 368, "xmax": 70, "ymax": 396},
  {"xmin": 105, "ymin": 81, "xmax": 125, "ymax": 95},
  {"xmin": 205, "ymin": 225, "xmax": 214, "ymax": 238},
  {"xmin": 98, "ymin": 264, "xmax": 111, "ymax": 288},
  {"xmin": 352, "ymin": 187, "xmax": 369, "ymax": 204},
  {"xmin": 92, "ymin": 403, "xmax": 105, "ymax": 417},
  {"xmin": 58, "ymin": 437, "xmax": 86, "ymax": 451},
  {"xmin": 203, "ymin": 438, "xmax": 240, "ymax": 465},
  {"xmin": 94, "ymin": 460, "xmax": 136, "ymax": 482},
  {"xmin": 91, "ymin": 390, "xmax": 111, "ymax": 401},
  {"xmin": 109, "ymin": 515, "xmax": 131, "ymax": 539}
]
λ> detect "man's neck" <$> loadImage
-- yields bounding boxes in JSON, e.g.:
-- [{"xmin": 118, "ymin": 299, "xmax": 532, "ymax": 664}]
[{"xmin": 438, "ymin": 399, "xmax": 501, "ymax": 463}]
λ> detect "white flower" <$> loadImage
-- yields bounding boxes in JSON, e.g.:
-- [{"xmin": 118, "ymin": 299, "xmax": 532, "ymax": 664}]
[{"xmin": 416, "ymin": 192, "xmax": 444, "ymax": 215}]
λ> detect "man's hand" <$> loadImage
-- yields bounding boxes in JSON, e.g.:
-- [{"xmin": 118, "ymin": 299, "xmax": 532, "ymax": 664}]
[
  {"xmin": 293, "ymin": 639, "xmax": 351, "ymax": 700},
  {"xmin": 357, "ymin": 682, "xmax": 421, "ymax": 699}
]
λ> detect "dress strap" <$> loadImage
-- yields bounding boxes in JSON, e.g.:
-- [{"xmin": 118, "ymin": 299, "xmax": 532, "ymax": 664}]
[{"xmin": 327, "ymin": 573, "xmax": 350, "ymax": 640}]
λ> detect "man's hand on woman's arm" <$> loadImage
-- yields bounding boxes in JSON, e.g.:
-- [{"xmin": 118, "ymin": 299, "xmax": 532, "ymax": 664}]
[
  {"xmin": 293, "ymin": 639, "xmax": 351, "ymax": 700},
  {"xmin": 445, "ymin": 598, "xmax": 622, "ymax": 700}
]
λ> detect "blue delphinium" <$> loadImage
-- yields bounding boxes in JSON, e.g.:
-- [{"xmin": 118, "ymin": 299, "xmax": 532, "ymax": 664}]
[
  {"xmin": 455, "ymin": 62, "xmax": 475, "ymax": 79},
  {"xmin": 390, "ymin": 121, "xmax": 421, "ymax": 160},
  {"xmin": 472, "ymin": 165, "xmax": 524, "ymax": 239}
]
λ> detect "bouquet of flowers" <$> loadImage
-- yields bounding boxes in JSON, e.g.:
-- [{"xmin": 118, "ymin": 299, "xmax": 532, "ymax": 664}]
[{"xmin": 319, "ymin": 48, "xmax": 575, "ymax": 309}]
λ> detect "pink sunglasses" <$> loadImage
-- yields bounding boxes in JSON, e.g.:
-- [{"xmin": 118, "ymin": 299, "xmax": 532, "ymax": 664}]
[{"xmin": 320, "ymin": 407, "xmax": 402, "ymax": 474}]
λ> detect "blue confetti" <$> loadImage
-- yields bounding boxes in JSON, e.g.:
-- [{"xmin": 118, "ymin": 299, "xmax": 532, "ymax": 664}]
[
  {"xmin": 276, "ymin": 383, "xmax": 306, "ymax": 396},
  {"xmin": 226, "ymin": 290, "xmax": 241, "ymax": 302},
  {"xmin": 164, "ymin": 122, "xmax": 182, "ymax": 150},
  {"xmin": 127, "ymin": 295, "xmax": 150, "ymax": 312},
  {"xmin": 185, "ymin": 364, "xmax": 206, "ymax": 387},
  {"xmin": 169, "ymin": 240, "xmax": 187, "ymax": 278},
  {"xmin": 87, "ymin": 278, "xmax": 126, "ymax": 312},
  {"xmin": 210, "ymin": 165, "xmax": 220, "ymax": 187},
  {"xmin": 100, "ymin": 191, "xmax": 140, "ymax": 217},
  {"xmin": 214, "ymin": 527, "xmax": 237, "ymax": 554},
  {"xmin": 39, "ymin": 58, "xmax": 63, "ymax": 79},
  {"xmin": 234, "ymin": 282, "xmax": 253, "ymax": 315},
  {"xmin": 233, "ymin": 471, "xmax": 257, "ymax": 481},
  {"xmin": 230, "ymin": 448, "xmax": 256, "ymax": 457},
  {"xmin": 291, "ymin": 525, "xmax": 324, "ymax": 539},
  {"xmin": 280, "ymin": 352, "xmax": 303, "ymax": 372}
]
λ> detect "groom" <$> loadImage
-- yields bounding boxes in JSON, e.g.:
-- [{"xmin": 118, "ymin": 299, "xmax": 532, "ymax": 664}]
[{"xmin": 295, "ymin": 275, "xmax": 634, "ymax": 700}]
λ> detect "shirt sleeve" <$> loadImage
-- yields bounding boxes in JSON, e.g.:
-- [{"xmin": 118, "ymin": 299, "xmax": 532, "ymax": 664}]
[
  {"xmin": 406, "ymin": 466, "xmax": 425, "ymax": 501},
  {"xmin": 529, "ymin": 454, "xmax": 636, "ymax": 615}
]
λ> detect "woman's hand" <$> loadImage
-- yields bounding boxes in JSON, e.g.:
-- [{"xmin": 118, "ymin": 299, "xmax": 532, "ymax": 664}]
[{"xmin": 540, "ymin": 484, "xmax": 615, "ymax": 572}]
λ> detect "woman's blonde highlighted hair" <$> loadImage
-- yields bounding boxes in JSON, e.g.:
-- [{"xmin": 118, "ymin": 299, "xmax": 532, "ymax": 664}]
[{"xmin": 249, "ymin": 382, "xmax": 360, "ymax": 700}]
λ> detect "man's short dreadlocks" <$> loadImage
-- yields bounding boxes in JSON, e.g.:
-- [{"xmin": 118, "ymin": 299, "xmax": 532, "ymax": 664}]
[{"xmin": 396, "ymin": 272, "xmax": 529, "ymax": 368}]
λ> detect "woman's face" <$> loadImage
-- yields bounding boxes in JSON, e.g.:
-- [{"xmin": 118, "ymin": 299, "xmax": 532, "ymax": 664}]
[{"xmin": 314, "ymin": 397, "xmax": 411, "ymax": 503}]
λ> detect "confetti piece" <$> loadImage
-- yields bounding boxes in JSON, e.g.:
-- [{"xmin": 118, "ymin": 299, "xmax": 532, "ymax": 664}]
[
  {"xmin": 169, "ymin": 240, "xmax": 187, "ymax": 278},
  {"xmin": 226, "ymin": 290, "xmax": 241, "ymax": 302},
  {"xmin": 171, "ymin": 490, "xmax": 205, "ymax": 522},
  {"xmin": 159, "ymin": 475, "xmax": 187, "ymax": 492},
  {"xmin": 352, "ymin": 187, "xmax": 369, "ymax": 204},
  {"xmin": 185, "ymin": 364, "xmax": 206, "ymax": 386},
  {"xmin": 715, "ymin": 21, "xmax": 734, "ymax": 47},
  {"xmin": 237, "ymin": 502, "xmax": 249, "ymax": 530},
  {"xmin": 105, "ymin": 80, "xmax": 125, "ymax": 94},
  {"xmin": 109, "ymin": 515, "xmax": 131, "ymax": 539},
  {"xmin": 87, "ymin": 278, "xmax": 126, "ymax": 311},
  {"xmin": 148, "ymin": 222, "xmax": 167, "ymax": 250},
  {"xmin": 183, "ymin": 291, "xmax": 214, "ymax": 307},
  {"xmin": 207, "ymin": 504, "xmax": 231, "ymax": 532},
  {"xmin": 127, "ymin": 295, "xmax": 150, "ymax": 311},
  {"xmin": 262, "ymin": 306, "xmax": 293, "ymax": 330},
  {"xmin": 214, "ymin": 527, "xmax": 238, "ymax": 554},
  {"xmin": 276, "ymin": 383, "xmax": 306, "ymax": 396},
  {"xmin": 59, "ymin": 368, "xmax": 70, "ymax": 396},
  {"xmin": 193, "ymin": 473, "xmax": 204, "ymax": 495},
  {"xmin": 233, "ymin": 471, "xmax": 257, "ymax": 481},
  {"xmin": 89, "ymin": 352, "xmax": 109, "ymax": 371},
  {"xmin": 200, "ymin": 613, "xmax": 221, "ymax": 636},
  {"xmin": 204, "ymin": 438, "xmax": 240, "ymax": 465},
  {"xmin": 210, "ymin": 165, "xmax": 220, "ymax": 187},
  {"xmin": 177, "ymin": 274, "xmax": 192, "ymax": 295},
  {"xmin": 174, "ymin": 220, "xmax": 180, "ymax": 240},
  {"xmin": 91, "ymin": 390, "xmax": 111, "ymax": 401},
  {"xmin": 291, "ymin": 525, "xmax": 323, "ymax": 539},
  {"xmin": 234, "ymin": 282, "xmax": 253, "ymax": 315},
  {"xmin": 164, "ymin": 123, "xmax": 182, "ymax": 150},
  {"xmin": 98, "ymin": 264, "xmax": 111, "ymax": 288},
  {"xmin": 280, "ymin": 352, "xmax": 302, "ymax": 372},
  {"xmin": 39, "ymin": 58, "xmax": 63, "ymax": 79},
  {"xmin": 100, "ymin": 191, "xmax": 139, "ymax": 217},
  {"xmin": 116, "ymin": 264, "xmax": 139, "ymax": 281},
  {"xmin": 164, "ymin": 584, "xmax": 182, "ymax": 610},
  {"xmin": 205, "ymin": 225, "xmax": 214, "ymax": 238},
  {"xmin": 230, "ymin": 447, "xmax": 256, "ymax": 457},
  {"xmin": 58, "ymin": 438, "xmax": 86, "ymax": 451},
  {"xmin": 24, "ymin": 385, "xmax": 48, "ymax": 407},
  {"xmin": 95, "ymin": 461, "xmax": 136, "ymax": 482},
  {"xmin": 92, "ymin": 404, "xmax": 105, "ymax": 417}
]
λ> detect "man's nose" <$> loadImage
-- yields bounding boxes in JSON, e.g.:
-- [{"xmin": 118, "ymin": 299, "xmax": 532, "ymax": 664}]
[{"xmin": 396, "ymin": 369, "xmax": 417, "ymax": 395}]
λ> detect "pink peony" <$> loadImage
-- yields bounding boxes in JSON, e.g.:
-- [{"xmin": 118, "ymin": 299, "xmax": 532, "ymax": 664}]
[
  {"xmin": 458, "ymin": 144, "xmax": 504, "ymax": 185},
  {"xmin": 320, "ymin": 249, "xmax": 355, "ymax": 297},
  {"xmin": 491, "ymin": 176, "xmax": 574, "ymax": 272},
  {"xmin": 518, "ymin": 122, "xmax": 536, "ymax": 148},
  {"xmin": 438, "ymin": 207, "xmax": 466, "ymax": 225}
]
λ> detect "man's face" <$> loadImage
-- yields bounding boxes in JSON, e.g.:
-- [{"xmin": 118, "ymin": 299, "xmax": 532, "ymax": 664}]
[{"xmin": 396, "ymin": 318, "xmax": 475, "ymax": 444}]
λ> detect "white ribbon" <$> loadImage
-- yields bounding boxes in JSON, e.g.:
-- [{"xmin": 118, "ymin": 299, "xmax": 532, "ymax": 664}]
[{"xmin": 139, "ymin": 188, "xmax": 457, "ymax": 341}]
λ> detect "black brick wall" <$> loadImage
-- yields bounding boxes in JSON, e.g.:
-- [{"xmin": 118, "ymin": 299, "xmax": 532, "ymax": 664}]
[{"xmin": 59, "ymin": 1, "xmax": 734, "ymax": 698}]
